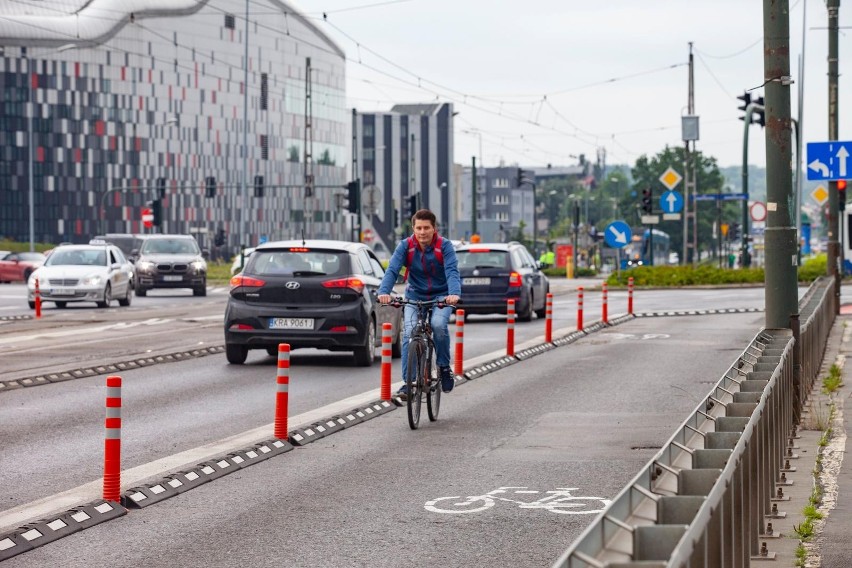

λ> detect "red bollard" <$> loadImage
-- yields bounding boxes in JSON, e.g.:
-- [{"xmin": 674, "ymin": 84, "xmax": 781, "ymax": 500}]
[
  {"xmin": 628, "ymin": 276, "xmax": 634, "ymax": 315},
  {"xmin": 545, "ymin": 293, "xmax": 553, "ymax": 342},
  {"xmin": 273, "ymin": 344, "xmax": 290, "ymax": 439},
  {"xmin": 577, "ymin": 287, "xmax": 584, "ymax": 331},
  {"xmin": 506, "ymin": 299, "xmax": 515, "ymax": 356},
  {"xmin": 34, "ymin": 277, "xmax": 42, "ymax": 319},
  {"xmin": 454, "ymin": 309, "xmax": 465, "ymax": 377},
  {"xmin": 380, "ymin": 323, "xmax": 392, "ymax": 401},
  {"xmin": 602, "ymin": 282, "xmax": 609, "ymax": 325},
  {"xmin": 103, "ymin": 375, "xmax": 122, "ymax": 502}
]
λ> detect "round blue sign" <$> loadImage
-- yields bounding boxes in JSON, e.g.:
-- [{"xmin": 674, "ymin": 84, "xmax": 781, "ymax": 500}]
[
  {"xmin": 604, "ymin": 221, "xmax": 632, "ymax": 249},
  {"xmin": 660, "ymin": 190, "xmax": 684, "ymax": 213}
]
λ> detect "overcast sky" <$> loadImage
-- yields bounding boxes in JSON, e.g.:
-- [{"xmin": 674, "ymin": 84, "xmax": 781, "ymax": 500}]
[{"xmin": 307, "ymin": 0, "xmax": 849, "ymax": 172}]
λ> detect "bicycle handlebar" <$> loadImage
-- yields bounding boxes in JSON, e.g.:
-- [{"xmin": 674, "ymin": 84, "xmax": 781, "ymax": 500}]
[{"xmin": 382, "ymin": 296, "xmax": 461, "ymax": 310}]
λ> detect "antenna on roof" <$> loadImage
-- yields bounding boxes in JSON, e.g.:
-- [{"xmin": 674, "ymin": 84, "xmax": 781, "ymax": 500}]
[{"xmin": 301, "ymin": 229, "xmax": 306, "ymax": 247}]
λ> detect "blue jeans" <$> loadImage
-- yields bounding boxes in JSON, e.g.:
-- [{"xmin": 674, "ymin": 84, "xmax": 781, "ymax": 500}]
[{"xmin": 401, "ymin": 303, "xmax": 452, "ymax": 387}]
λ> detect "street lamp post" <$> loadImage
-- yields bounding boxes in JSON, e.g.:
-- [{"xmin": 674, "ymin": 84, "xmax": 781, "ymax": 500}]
[{"xmin": 25, "ymin": 51, "xmax": 36, "ymax": 252}]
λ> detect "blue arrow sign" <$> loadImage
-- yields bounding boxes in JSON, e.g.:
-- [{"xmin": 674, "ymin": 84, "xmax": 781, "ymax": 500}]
[
  {"xmin": 660, "ymin": 190, "xmax": 683, "ymax": 213},
  {"xmin": 604, "ymin": 220, "xmax": 632, "ymax": 249},
  {"xmin": 807, "ymin": 141, "xmax": 852, "ymax": 180}
]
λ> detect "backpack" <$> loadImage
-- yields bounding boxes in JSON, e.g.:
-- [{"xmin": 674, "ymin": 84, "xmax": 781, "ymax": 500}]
[{"xmin": 403, "ymin": 234, "xmax": 443, "ymax": 282}]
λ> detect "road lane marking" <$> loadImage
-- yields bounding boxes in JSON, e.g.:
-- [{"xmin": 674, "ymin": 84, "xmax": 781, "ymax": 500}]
[{"xmin": 0, "ymin": 318, "xmax": 175, "ymax": 345}]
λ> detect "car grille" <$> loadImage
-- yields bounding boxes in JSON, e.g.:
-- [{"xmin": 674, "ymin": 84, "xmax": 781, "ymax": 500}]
[
  {"xmin": 156, "ymin": 263, "xmax": 189, "ymax": 273},
  {"xmin": 48, "ymin": 278, "xmax": 79, "ymax": 286}
]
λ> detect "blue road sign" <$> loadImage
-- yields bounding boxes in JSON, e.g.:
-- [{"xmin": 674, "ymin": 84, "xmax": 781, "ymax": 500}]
[
  {"xmin": 259, "ymin": 235, "xmax": 268, "ymax": 244},
  {"xmin": 660, "ymin": 190, "xmax": 684, "ymax": 213},
  {"xmin": 693, "ymin": 193, "xmax": 747, "ymax": 201},
  {"xmin": 604, "ymin": 220, "xmax": 632, "ymax": 249},
  {"xmin": 807, "ymin": 141, "xmax": 852, "ymax": 180}
]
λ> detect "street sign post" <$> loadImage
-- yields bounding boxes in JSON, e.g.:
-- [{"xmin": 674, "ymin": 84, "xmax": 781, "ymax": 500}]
[
  {"xmin": 604, "ymin": 221, "xmax": 632, "ymax": 248},
  {"xmin": 806, "ymin": 141, "xmax": 852, "ymax": 180},
  {"xmin": 142, "ymin": 207, "xmax": 153, "ymax": 229}
]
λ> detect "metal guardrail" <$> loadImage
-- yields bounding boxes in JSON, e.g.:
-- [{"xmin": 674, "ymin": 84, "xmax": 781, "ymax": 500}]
[{"xmin": 553, "ymin": 277, "xmax": 836, "ymax": 567}]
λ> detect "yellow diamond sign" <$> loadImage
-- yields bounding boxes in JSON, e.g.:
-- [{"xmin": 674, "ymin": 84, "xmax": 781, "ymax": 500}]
[
  {"xmin": 659, "ymin": 167, "xmax": 683, "ymax": 190},
  {"xmin": 811, "ymin": 185, "xmax": 829, "ymax": 206}
]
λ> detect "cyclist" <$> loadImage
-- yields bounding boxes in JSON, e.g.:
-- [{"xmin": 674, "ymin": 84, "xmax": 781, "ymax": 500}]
[{"xmin": 378, "ymin": 209, "xmax": 461, "ymax": 399}]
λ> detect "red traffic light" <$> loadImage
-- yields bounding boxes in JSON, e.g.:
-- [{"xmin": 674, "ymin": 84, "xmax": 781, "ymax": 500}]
[{"xmin": 838, "ymin": 180, "xmax": 847, "ymax": 191}]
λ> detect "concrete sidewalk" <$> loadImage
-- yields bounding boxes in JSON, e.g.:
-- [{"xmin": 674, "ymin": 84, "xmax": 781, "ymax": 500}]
[{"xmin": 756, "ymin": 313, "xmax": 852, "ymax": 567}]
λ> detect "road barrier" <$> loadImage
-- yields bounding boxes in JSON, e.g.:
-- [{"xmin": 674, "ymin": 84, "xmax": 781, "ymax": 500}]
[
  {"xmin": 102, "ymin": 375, "xmax": 122, "ymax": 503},
  {"xmin": 506, "ymin": 299, "xmax": 515, "ymax": 356},
  {"xmin": 454, "ymin": 309, "xmax": 465, "ymax": 377},
  {"xmin": 34, "ymin": 278, "xmax": 41, "ymax": 319},
  {"xmin": 602, "ymin": 282, "xmax": 608, "ymax": 325},
  {"xmin": 545, "ymin": 293, "xmax": 553, "ymax": 342},
  {"xmin": 380, "ymin": 323, "xmax": 392, "ymax": 401},
  {"xmin": 577, "ymin": 287, "xmax": 584, "ymax": 331},
  {"xmin": 553, "ymin": 276, "xmax": 837, "ymax": 567},
  {"xmin": 628, "ymin": 276, "xmax": 634, "ymax": 315},
  {"xmin": 273, "ymin": 344, "xmax": 290, "ymax": 439}
]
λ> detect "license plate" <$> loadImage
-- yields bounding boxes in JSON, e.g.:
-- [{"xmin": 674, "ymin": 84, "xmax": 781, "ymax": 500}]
[
  {"xmin": 269, "ymin": 318, "xmax": 314, "ymax": 330},
  {"xmin": 463, "ymin": 277, "xmax": 490, "ymax": 286},
  {"xmin": 51, "ymin": 288, "xmax": 75, "ymax": 296},
  {"xmin": 163, "ymin": 275, "xmax": 183, "ymax": 282}
]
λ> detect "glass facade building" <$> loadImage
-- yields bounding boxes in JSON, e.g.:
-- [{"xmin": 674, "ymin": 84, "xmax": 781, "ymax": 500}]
[{"xmin": 0, "ymin": 0, "xmax": 348, "ymax": 250}]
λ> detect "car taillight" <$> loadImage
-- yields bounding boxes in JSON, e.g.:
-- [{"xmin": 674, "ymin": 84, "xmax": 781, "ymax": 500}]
[
  {"xmin": 230, "ymin": 274, "xmax": 266, "ymax": 289},
  {"xmin": 229, "ymin": 323, "xmax": 254, "ymax": 330},
  {"xmin": 508, "ymin": 271, "xmax": 522, "ymax": 287},
  {"xmin": 322, "ymin": 277, "xmax": 365, "ymax": 294}
]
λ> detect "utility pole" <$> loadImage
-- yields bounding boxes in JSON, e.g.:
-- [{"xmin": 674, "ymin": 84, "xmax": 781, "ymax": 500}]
[
  {"xmin": 683, "ymin": 43, "xmax": 697, "ymax": 265},
  {"xmin": 351, "ymin": 108, "xmax": 360, "ymax": 243},
  {"xmin": 304, "ymin": 57, "xmax": 314, "ymax": 238},
  {"xmin": 240, "ymin": 0, "xmax": 249, "ymax": 252},
  {"xmin": 471, "ymin": 156, "xmax": 477, "ymax": 236},
  {"xmin": 827, "ymin": 0, "xmax": 841, "ymax": 310},
  {"xmin": 763, "ymin": 0, "xmax": 798, "ymax": 329}
]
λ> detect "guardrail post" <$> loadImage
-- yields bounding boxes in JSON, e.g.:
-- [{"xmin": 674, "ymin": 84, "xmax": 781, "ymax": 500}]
[
  {"xmin": 380, "ymin": 323, "xmax": 392, "ymax": 401},
  {"xmin": 790, "ymin": 313, "xmax": 802, "ymax": 423},
  {"xmin": 628, "ymin": 276, "xmax": 634, "ymax": 315},
  {"xmin": 602, "ymin": 282, "xmax": 608, "ymax": 324},
  {"xmin": 273, "ymin": 344, "xmax": 290, "ymax": 439},
  {"xmin": 454, "ymin": 309, "xmax": 465, "ymax": 376},
  {"xmin": 545, "ymin": 293, "xmax": 553, "ymax": 342},
  {"xmin": 103, "ymin": 375, "xmax": 122, "ymax": 502},
  {"xmin": 577, "ymin": 286, "xmax": 584, "ymax": 331},
  {"xmin": 506, "ymin": 299, "xmax": 515, "ymax": 356}
]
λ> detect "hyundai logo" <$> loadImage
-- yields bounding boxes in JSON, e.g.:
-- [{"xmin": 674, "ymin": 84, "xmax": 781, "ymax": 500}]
[{"xmin": 285, "ymin": 281, "xmax": 300, "ymax": 290}]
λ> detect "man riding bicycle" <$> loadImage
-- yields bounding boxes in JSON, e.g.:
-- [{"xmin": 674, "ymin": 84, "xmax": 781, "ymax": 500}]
[{"xmin": 378, "ymin": 209, "xmax": 461, "ymax": 399}]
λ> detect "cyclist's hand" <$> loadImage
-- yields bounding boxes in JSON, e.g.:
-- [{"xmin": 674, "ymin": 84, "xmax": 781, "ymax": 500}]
[
  {"xmin": 378, "ymin": 294, "xmax": 392, "ymax": 305},
  {"xmin": 444, "ymin": 294, "xmax": 460, "ymax": 306}
]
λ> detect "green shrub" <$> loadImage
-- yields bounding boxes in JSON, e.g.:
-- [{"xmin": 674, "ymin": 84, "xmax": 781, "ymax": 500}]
[
  {"xmin": 798, "ymin": 254, "xmax": 827, "ymax": 283},
  {"xmin": 606, "ymin": 265, "xmax": 765, "ymax": 287}
]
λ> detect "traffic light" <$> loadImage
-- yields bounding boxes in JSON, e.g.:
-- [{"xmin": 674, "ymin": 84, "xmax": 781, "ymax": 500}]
[
  {"xmin": 205, "ymin": 176, "xmax": 216, "ymax": 198},
  {"xmin": 254, "ymin": 175, "xmax": 264, "ymax": 198},
  {"xmin": 214, "ymin": 228, "xmax": 226, "ymax": 247},
  {"xmin": 156, "ymin": 177, "xmax": 166, "ymax": 199},
  {"xmin": 839, "ymin": 179, "xmax": 847, "ymax": 211},
  {"xmin": 729, "ymin": 222, "xmax": 740, "ymax": 241},
  {"xmin": 393, "ymin": 209, "xmax": 400, "ymax": 228},
  {"xmin": 736, "ymin": 92, "xmax": 752, "ymax": 121},
  {"xmin": 641, "ymin": 188, "xmax": 653, "ymax": 214},
  {"xmin": 753, "ymin": 96, "xmax": 766, "ymax": 128},
  {"xmin": 152, "ymin": 199, "xmax": 162, "ymax": 226},
  {"xmin": 346, "ymin": 178, "xmax": 360, "ymax": 214},
  {"xmin": 408, "ymin": 194, "xmax": 418, "ymax": 217},
  {"xmin": 517, "ymin": 168, "xmax": 524, "ymax": 186}
]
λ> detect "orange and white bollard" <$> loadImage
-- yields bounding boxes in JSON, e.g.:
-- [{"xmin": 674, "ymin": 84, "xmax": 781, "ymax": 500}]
[
  {"xmin": 103, "ymin": 375, "xmax": 122, "ymax": 502},
  {"xmin": 602, "ymin": 282, "xmax": 609, "ymax": 325},
  {"xmin": 506, "ymin": 299, "xmax": 515, "ymax": 356},
  {"xmin": 380, "ymin": 323, "xmax": 392, "ymax": 401},
  {"xmin": 454, "ymin": 309, "xmax": 465, "ymax": 377},
  {"xmin": 577, "ymin": 287, "xmax": 584, "ymax": 331},
  {"xmin": 545, "ymin": 293, "xmax": 553, "ymax": 342},
  {"xmin": 34, "ymin": 277, "xmax": 42, "ymax": 319},
  {"xmin": 273, "ymin": 344, "xmax": 290, "ymax": 439},
  {"xmin": 628, "ymin": 276, "xmax": 634, "ymax": 315}
]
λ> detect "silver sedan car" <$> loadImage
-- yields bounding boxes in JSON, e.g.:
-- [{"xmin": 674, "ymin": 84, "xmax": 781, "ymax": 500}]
[{"xmin": 27, "ymin": 244, "xmax": 134, "ymax": 309}]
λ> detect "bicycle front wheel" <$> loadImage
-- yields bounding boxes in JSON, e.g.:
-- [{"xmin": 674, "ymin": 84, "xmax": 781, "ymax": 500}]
[
  {"xmin": 406, "ymin": 340, "xmax": 425, "ymax": 430},
  {"xmin": 427, "ymin": 348, "xmax": 440, "ymax": 422}
]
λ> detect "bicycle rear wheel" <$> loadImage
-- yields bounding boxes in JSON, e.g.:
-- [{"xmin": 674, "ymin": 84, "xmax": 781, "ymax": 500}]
[
  {"xmin": 406, "ymin": 340, "xmax": 425, "ymax": 430},
  {"xmin": 427, "ymin": 349, "xmax": 440, "ymax": 421}
]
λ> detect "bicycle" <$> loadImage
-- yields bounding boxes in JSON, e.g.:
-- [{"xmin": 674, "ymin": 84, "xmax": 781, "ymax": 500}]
[
  {"xmin": 424, "ymin": 486, "xmax": 611, "ymax": 515},
  {"xmin": 386, "ymin": 297, "xmax": 457, "ymax": 430}
]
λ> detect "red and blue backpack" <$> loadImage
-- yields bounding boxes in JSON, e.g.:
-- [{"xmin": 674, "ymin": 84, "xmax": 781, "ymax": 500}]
[{"xmin": 403, "ymin": 234, "xmax": 443, "ymax": 282}]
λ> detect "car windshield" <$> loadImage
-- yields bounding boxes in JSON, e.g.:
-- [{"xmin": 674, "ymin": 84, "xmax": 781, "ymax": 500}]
[
  {"xmin": 142, "ymin": 239, "xmax": 199, "ymax": 255},
  {"xmin": 248, "ymin": 250, "xmax": 345, "ymax": 276},
  {"xmin": 456, "ymin": 250, "xmax": 509, "ymax": 269},
  {"xmin": 46, "ymin": 249, "xmax": 107, "ymax": 266}
]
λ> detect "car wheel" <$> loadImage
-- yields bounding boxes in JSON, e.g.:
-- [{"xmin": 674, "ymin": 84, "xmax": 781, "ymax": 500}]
[
  {"xmin": 391, "ymin": 324, "xmax": 403, "ymax": 359},
  {"xmin": 518, "ymin": 290, "xmax": 533, "ymax": 322},
  {"xmin": 193, "ymin": 284, "xmax": 207, "ymax": 297},
  {"xmin": 226, "ymin": 343, "xmax": 248, "ymax": 365},
  {"xmin": 118, "ymin": 282, "xmax": 132, "ymax": 307},
  {"xmin": 353, "ymin": 318, "xmax": 377, "ymax": 367},
  {"xmin": 28, "ymin": 300, "xmax": 35, "ymax": 309},
  {"xmin": 266, "ymin": 346, "xmax": 278, "ymax": 357},
  {"xmin": 96, "ymin": 284, "xmax": 112, "ymax": 308},
  {"xmin": 55, "ymin": 301, "xmax": 67, "ymax": 309},
  {"xmin": 135, "ymin": 286, "xmax": 147, "ymax": 297}
]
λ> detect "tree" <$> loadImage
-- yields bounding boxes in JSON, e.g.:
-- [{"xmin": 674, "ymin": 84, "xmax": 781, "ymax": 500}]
[
  {"xmin": 317, "ymin": 149, "xmax": 336, "ymax": 166},
  {"xmin": 631, "ymin": 146, "xmax": 728, "ymax": 260}
]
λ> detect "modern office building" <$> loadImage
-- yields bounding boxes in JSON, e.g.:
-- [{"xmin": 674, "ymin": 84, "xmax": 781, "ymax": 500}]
[
  {"xmin": 354, "ymin": 103, "xmax": 454, "ymax": 256},
  {"xmin": 0, "ymin": 0, "xmax": 348, "ymax": 251}
]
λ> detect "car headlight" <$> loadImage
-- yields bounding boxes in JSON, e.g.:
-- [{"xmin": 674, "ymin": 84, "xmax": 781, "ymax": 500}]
[
  {"xmin": 81, "ymin": 274, "xmax": 104, "ymax": 286},
  {"xmin": 191, "ymin": 260, "xmax": 206, "ymax": 272},
  {"xmin": 137, "ymin": 261, "xmax": 154, "ymax": 272}
]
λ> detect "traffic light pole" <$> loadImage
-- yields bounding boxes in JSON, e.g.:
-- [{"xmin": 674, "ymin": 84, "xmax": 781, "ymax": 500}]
[{"xmin": 827, "ymin": 0, "xmax": 841, "ymax": 310}]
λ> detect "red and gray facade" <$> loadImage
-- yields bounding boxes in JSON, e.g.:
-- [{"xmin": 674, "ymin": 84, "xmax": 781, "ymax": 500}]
[{"xmin": 0, "ymin": 0, "xmax": 348, "ymax": 250}]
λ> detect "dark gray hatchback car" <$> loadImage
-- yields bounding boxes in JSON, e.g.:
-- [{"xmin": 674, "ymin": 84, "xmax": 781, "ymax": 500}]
[{"xmin": 224, "ymin": 240, "xmax": 403, "ymax": 366}]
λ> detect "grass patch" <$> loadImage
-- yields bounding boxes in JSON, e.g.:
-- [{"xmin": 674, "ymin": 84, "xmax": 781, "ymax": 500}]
[
  {"xmin": 822, "ymin": 364, "xmax": 843, "ymax": 394},
  {"xmin": 207, "ymin": 261, "xmax": 233, "ymax": 285}
]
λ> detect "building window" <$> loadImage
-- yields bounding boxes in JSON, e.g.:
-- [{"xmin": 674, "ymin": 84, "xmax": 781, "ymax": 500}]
[
  {"xmin": 260, "ymin": 135, "xmax": 269, "ymax": 160},
  {"xmin": 497, "ymin": 212, "xmax": 509, "ymax": 222},
  {"xmin": 225, "ymin": 14, "xmax": 235, "ymax": 29},
  {"xmin": 363, "ymin": 123, "xmax": 373, "ymax": 137},
  {"xmin": 260, "ymin": 73, "xmax": 268, "ymax": 110},
  {"xmin": 494, "ymin": 194, "xmax": 509, "ymax": 205}
]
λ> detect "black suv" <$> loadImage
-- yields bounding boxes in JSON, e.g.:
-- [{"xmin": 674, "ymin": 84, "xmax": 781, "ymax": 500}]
[
  {"xmin": 224, "ymin": 239, "xmax": 403, "ymax": 366},
  {"xmin": 133, "ymin": 234, "xmax": 207, "ymax": 296},
  {"xmin": 454, "ymin": 241, "xmax": 549, "ymax": 321}
]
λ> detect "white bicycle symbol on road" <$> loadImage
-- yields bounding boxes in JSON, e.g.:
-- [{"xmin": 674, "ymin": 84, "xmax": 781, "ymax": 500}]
[{"xmin": 424, "ymin": 486, "xmax": 611, "ymax": 515}]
